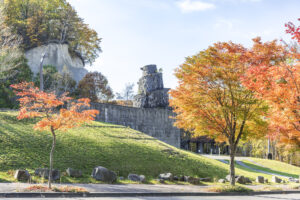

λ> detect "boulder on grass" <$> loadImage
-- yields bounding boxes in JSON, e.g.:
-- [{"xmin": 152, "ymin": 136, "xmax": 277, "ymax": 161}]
[
  {"xmin": 187, "ymin": 177, "xmax": 200, "ymax": 185},
  {"xmin": 256, "ymin": 176, "xmax": 264, "ymax": 183},
  {"xmin": 199, "ymin": 177, "xmax": 211, "ymax": 182},
  {"xmin": 245, "ymin": 177, "xmax": 252, "ymax": 184},
  {"xmin": 235, "ymin": 176, "xmax": 246, "ymax": 184},
  {"xmin": 128, "ymin": 174, "xmax": 146, "ymax": 183},
  {"xmin": 14, "ymin": 170, "xmax": 30, "ymax": 181},
  {"xmin": 158, "ymin": 173, "xmax": 173, "ymax": 181},
  {"xmin": 218, "ymin": 179, "xmax": 226, "ymax": 183},
  {"xmin": 91, "ymin": 166, "xmax": 117, "ymax": 183},
  {"xmin": 226, "ymin": 174, "xmax": 238, "ymax": 182},
  {"xmin": 66, "ymin": 168, "xmax": 82, "ymax": 178},
  {"xmin": 288, "ymin": 177, "xmax": 299, "ymax": 183},
  {"xmin": 265, "ymin": 179, "xmax": 268, "ymax": 183},
  {"xmin": 271, "ymin": 176, "xmax": 282, "ymax": 183},
  {"xmin": 173, "ymin": 176, "xmax": 179, "ymax": 181},
  {"xmin": 34, "ymin": 168, "xmax": 60, "ymax": 181}
]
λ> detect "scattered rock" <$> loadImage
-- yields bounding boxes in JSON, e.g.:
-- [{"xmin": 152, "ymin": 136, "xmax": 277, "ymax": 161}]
[
  {"xmin": 158, "ymin": 179, "xmax": 165, "ymax": 183},
  {"xmin": 245, "ymin": 177, "xmax": 252, "ymax": 184},
  {"xmin": 199, "ymin": 177, "xmax": 211, "ymax": 182},
  {"xmin": 282, "ymin": 180, "xmax": 286, "ymax": 183},
  {"xmin": 288, "ymin": 177, "xmax": 299, "ymax": 183},
  {"xmin": 184, "ymin": 176, "xmax": 190, "ymax": 182},
  {"xmin": 91, "ymin": 166, "xmax": 117, "ymax": 183},
  {"xmin": 226, "ymin": 174, "xmax": 238, "ymax": 182},
  {"xmin": 34, "ymin": 168, "xmax": 60, "ymax": 181},
  {"xmin": 265, "ymin": 179, "xmax": 268, "ymax": 183},
  {"xmin": 218, "ymin": 179, "xmax": 226, "ymax": 183},
  {"xmin": 119, "ymin": 176, "xmax": 124, "ymax": 180},
  {"xmin": 235, "ymin": 176, "xmax": 246, "ymax": 184},
  {"xmin": 66, "ymin": 168, "xmax": 82, "ymax": 178},
  {"xmin": 173, "ymin": 176, "xmax": 179, "ymax": 181},
  {"xmin": 256, "ymin": 176, "xmax": 264, "ymax": 183},
  {"xmin": 128, "ymin": 174, "xmax": 146, "ymax": 183},
  {"xmin": 271, "ymin": 176, "xmax": 282, "ymax": 183},
  {"xmin": 14, "ymin": 170, "xmax": 30, "ymax": 181},
  {"xmin": 159, "ymin": 173, "xmax": 173, "ymax": 181},
  {"xmin": 187, "ymin": 177, "xmax": 200, "ymax": 185}
]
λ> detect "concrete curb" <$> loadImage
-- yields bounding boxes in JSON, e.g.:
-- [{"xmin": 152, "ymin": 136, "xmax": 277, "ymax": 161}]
[{"xmin": 0, "ymin": 191, "xmax": 300, "ymax": 198}]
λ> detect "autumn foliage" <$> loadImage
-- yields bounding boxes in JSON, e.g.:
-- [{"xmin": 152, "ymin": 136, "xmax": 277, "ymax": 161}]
[
  {"xmin": 169, "ymin": 41, "xmax": 267, "ymax": 185},
  {"xmin": 11, "ymin": 81, "xmax": 99, "ymax": 188},
  {"xmin": 242, "ymin": 25, "xmax": 300, "ymax": 149},
  {"xmin": 11, "ymin": 82, "xmax": 99, "ymax": 131}
]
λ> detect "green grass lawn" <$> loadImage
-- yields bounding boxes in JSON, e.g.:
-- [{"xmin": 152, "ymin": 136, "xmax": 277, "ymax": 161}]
[
  {"xmin": 0, "ymin": 111, "xmax": 299, "ymax": 184},
  {"xmin": 241, "ymin": 160, "xmax": 299, "ymax": 178}
]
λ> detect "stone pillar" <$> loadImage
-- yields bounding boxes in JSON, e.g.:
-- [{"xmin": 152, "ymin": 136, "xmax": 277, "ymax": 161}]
[{"xmin": 133, "ymin": 65, "xmax": 169, "ymax": 108}]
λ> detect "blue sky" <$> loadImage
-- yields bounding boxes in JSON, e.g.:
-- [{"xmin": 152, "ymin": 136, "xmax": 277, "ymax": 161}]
[{"xmin": 68, "ymin": 0, "xmax": 299, "ymax": 94}]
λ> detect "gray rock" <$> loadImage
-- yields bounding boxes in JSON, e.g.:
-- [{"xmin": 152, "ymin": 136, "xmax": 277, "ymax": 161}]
[
  {"xmin": 256, "ymin": 176, "xmax": 264, "ymax": 183},
  {"xmin": 183, "ymin": 176, "xmax": 190, "ymax": 182},
  {"xmin": 133, "ymin": 65, "xmax": 169, "ymax": 108},
  {"xmin": 265, "ymin": 179, "xmax": 268, "ymax": 183},
  {"xmin": 226, "ymin": 174, "xmax": 238, "ymax": 182},
  {"xmin": 128, "ymin": 174, "xmax": 146, "ymax": 183},
  {"xmin": 271, "ymin": 176, "xmax": 282, "ymax": 183},
  {"xmin": 235, "ymin": 176, "xmax": 246, "ymax": 184},
  {"xmin": 187, "ymin": 177, "xmax": 200, "ymax": 185},
  {"xmin": 14, "ymin": 170, "xmax": 30, "ymax": 181},
  {"xmin": 25, "ymin": 43, "xmax": 88, "ymax": 83},
  {"xmin": 159, "ymin": 173, "xmax": 173, "ymax": 181},
  {"xmin": 173, "ymin": 176, "xmax": 179, "ymax": 181},
  {"xmin": 288, "ymin": 177, "xmax": 299, "ymax": 183},
  {"xmin": 159, "ymin": 179, "xmax": 165, "ymax": 183},
  {"xmin": 91, "ymin": 166, "xmax": 117, "ymax": 183},
  {"xmin": 199, "ymin": 177, "xmax": 211, "ymax": 182},
  {"xmin": 218, "ymin": 179, "xmax": 226, "ymax": 183},
  {"xmin": 66, "ymin": 168, "xmax": 82, "ymax": 178},
  {"xmin": 245, "ymin": 177, "xmax": 252, "ymax": 184},
  {"xmin": 34, "ymin": 168, "xmax": 60, "ymax": 181},
  {"xmin": 119, "ymin": 176, "xmax": 124, "ymax": 180}
]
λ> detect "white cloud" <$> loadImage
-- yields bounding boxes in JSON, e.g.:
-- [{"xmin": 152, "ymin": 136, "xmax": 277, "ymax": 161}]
[{"xmin": 176, "ymin": 0, "xmax": 216, "ymax": 13}]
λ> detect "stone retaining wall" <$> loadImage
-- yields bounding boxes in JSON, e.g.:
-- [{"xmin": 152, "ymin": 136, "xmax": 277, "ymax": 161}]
[{"xmin": 91, "ymin": 103, "xmax": 180, "ymax": 147}]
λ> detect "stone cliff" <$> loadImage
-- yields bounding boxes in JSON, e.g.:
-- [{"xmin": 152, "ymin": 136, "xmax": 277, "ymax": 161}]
[{"xmin": 25, "ymin": 43, "xmax": 88, "ymax": 82}]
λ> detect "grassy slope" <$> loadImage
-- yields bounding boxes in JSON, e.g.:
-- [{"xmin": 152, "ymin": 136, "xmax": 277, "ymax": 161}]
[
  {"xmin": 246, "ymin": 158, "xmax": 300, "ymax": 178},
  {"xmin": 0, "ymin": 111, "xmax": 299, "ymax": 184}
]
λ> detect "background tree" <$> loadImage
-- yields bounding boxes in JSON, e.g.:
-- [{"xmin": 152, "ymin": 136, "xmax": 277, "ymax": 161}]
[
  {"xmin": 242, "ymin": 35, "xmax": 300, "ymax": 149},
  {"xmin": 11, "ymin": 82, "xmax": 99, "ymax": 189},
  {"xmin": 0, "ymin": 56, "xmax": 32, "ymax": 108},
  {"xmin": 33, "ymin": 65, "xmax": 76, "ymax": 95},
  {"xmin": 169, "ymin": 42, "xmax": 267, "ymax": 185},
  {"xmin": 0, "ymin": 2, "xmax": 23, "ymax": 79},
  {"xmin": 116, "ymin": 83, "xmax": 135, "ymax": 100},
  {"xmin": 2, "ymin": 0, "xmax": 101, "ymax": 65},
  {"xmin": 77, "ymin": 72, "xmax": 114, "ymax": 102}
]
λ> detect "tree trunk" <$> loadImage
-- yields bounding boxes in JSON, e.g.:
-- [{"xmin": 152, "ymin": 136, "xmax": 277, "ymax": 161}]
[
  {"xmin": 229, "ymin": 145, "xmax": 236, "ymax": 186},
  {"xmin": 39, "ymin": 52, "xmax": 46, "ymax": 91},
  {"xmin": 48, "ymin": 127, "xmax": 56, "ymax": 189}
]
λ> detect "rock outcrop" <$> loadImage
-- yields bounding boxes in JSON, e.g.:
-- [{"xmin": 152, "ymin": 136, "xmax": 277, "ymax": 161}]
[
  {"xmin": 133, "ymin": 65, "xmax": 169, "ymax": 108},
  {"xmin": 25, "ymin": 43, "xmax": 88, "ymax": 83}
]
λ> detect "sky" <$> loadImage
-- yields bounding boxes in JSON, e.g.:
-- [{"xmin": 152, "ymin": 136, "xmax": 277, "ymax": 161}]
[{"xmin": 67, "ymin": 0, "xmax": 299, "ymax": 94}]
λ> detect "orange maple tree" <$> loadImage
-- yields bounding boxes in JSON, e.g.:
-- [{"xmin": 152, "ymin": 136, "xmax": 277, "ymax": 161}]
[
  {"xmin": 170, "ymin": 42, "xmax": 267, "ymax": 185},
  {"xmin": 11, "ymin": 82, "xmax": 99, "ymax": 188},
  {"xmin": 242, "ymin": 26, "xmax": 300, "ymax": 149}
]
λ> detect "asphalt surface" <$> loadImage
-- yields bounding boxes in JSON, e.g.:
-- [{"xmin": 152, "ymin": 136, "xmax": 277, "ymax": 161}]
[{"xmin": 1, "ymin": 194, "xmax": 299, "ymax": 200}]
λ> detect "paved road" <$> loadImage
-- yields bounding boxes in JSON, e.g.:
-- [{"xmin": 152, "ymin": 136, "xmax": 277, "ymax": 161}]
[{"xmin": 2, "ymin": 194, "xmax": 299, "ymax": 200}]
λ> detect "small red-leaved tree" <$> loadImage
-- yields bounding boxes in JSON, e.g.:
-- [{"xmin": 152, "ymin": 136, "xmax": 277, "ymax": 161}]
[{"xmin": 11, "ymin": 82, "xmax": 99, "ymax": 188}]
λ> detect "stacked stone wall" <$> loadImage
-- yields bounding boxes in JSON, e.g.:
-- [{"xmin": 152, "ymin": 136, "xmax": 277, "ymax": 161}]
[{"xmin": 92, "ymin": 103, "xmax": 180, "ymax": 148}]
